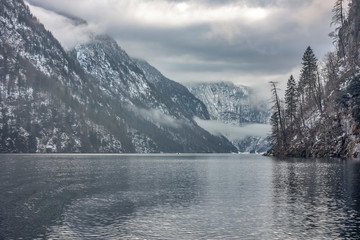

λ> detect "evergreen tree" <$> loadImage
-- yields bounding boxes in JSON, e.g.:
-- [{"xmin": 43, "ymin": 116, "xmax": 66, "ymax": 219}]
[
  {"xmin": 285, "ymin": 75, "xmax": 297, "ymax": 132},
  {"xmin": 299, "ymin": 47, "xmax": 318, "ymax": 95},
  {"xmin": 299, "ymin": 46, "xmax": 322, "ymax": 112},
  {"xmin": 268, "ymin": 0, "xmax": 360, "ymax": 158}
]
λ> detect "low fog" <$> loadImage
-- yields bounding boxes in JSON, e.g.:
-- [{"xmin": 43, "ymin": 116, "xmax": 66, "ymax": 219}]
[
  {"xmin": 194, "ymin": 118, "xmax": 271, "ymax": 141},
  {"xmin": 133, "ymin": 107, "xmax": 184, "ymax": 129}
]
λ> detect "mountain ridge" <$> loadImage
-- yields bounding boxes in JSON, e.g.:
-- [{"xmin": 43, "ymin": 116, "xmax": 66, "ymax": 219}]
[
  {"xmin": 133, "ymin": 58, "xmax": 211, "ymax": 120},
  {"xmin": 0, "ymin": 0, "xmax": 237, "ymax": 153},
  {"xmin": 186, "ymin": 81, "xmax": 269, "ymax": 125},
  {"xmin": 186, "ymin": 81, "xmax": 270, "ymax": 152}
]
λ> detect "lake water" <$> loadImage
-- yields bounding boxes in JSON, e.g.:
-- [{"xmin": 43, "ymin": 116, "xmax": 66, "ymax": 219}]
[{"xmin": 0, "ymin": 154, "xmax": 359, "ymax": 239}]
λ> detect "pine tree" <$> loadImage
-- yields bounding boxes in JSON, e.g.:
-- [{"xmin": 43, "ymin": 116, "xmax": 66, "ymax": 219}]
[
  {"xmin": 300, "ymin": 47, "xmax": 318, "ymax": 94},
  {"xmin": 285, "ymin": 75, "xmax": 297, "ymax": 132},
  {"xmin": 299, "ymin": 46, "xmax": 322, "ymax": 112}
]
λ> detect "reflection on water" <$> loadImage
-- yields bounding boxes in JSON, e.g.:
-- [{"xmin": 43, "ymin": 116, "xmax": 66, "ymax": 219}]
[
  {"xmin": 271, "ymin": 158, "xmax": 360, "ymax": 239},
  {"xmin": 0, "ymin": 154, "xmax": 359, "ymax": 239}
]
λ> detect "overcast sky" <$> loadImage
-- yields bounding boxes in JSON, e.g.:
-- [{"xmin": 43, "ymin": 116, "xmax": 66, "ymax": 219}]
[{"xmin": 26, "ymin": 0, "xmax": 336, "ymax": 94}]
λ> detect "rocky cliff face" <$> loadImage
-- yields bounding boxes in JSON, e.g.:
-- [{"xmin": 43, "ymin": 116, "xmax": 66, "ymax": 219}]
[
  {"xmin": 302, "ymin": 0, "xmax": 360, "ymax": 158},
  {"xmin": 186, "ymin": 82, "xmax": 270, "ymax": 153},
  {"xmin": 268, "ymin": 0, "xmax": 360, "ymax": 158},
  {"xmin": 186, "ymin": 82, "xmax": 269, "ymax": 125},
  {"xmin": 69, "ymin": 35, "xmax": 155, "ymax": 107},
  {"xmin": 133, "ymin": 58, "xmax": 210, "ymax": 120},
  {"xmin": 0, "ymin": 0, "xmax": 129, "ymax": 153},
  {"xmin": 339, "ymin": 0, "xmax": 360, "ymax": 67},
  {"xmin": 0, "ymin": 0, "xmax": 237, "ymax": 153}
]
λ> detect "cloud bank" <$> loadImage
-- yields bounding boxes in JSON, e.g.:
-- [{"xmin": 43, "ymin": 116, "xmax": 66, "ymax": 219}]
[
  {"xmin": 134, "ymin": 107, "xmax": 183, "ymax": 129},
  {"xmin": 26, "ymin": 3, "xmax": 100, "ymax": 50},
  {"xmin": 195, "ymin": 118, "xmax": 271, "ymax": 140},
  {"xmin": 26, "ymin": 0, "xmax": 335, "ymax": 90}
]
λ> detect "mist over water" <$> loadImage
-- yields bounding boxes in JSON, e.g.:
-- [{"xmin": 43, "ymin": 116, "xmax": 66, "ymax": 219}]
[
  {"xmin": 194, "ymin": 118, "xmax": 271, "ymax": 140},
  {"xmin": 0, "ymin": 154, "xmax": 359, "ymax": 239}
]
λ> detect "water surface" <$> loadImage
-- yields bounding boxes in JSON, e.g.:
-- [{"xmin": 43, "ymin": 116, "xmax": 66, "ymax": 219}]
[{"xmin": 0, "ymin": 154, "xmax": 359, "ymax": 239}]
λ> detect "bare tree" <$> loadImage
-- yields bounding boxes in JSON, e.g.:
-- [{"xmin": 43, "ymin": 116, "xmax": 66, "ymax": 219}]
[
  {"xmin": 269, "ymin": 81, "xmax": 286, "ymax": 155},
  {"xmin": 331, "ymin": 0, "xmax": 348, "ymax": 60},
  {"xmin": 332, "ymin": 0, "xmax": 346, "ymax": 27}
]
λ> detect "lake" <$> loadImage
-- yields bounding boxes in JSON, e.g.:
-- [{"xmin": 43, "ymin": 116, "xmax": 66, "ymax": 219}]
[{"xmin": 0, "ymin": 154, "xmax": 359, "ymax": 239}]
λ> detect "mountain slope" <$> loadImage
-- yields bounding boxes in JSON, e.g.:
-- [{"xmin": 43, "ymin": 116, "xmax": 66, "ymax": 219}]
[
  {"xmin": 186, "ymin": 82, "xmax": 270, "ymax": 152},
  {"xmin": 186, "ymin": 82, "xmax": 269, "ymax": 125},
  {"xmin": 268, "ymin": 0, "xmax": 360, "ymax": 158},
  {"xmin": 0, "ymin": 0, "xmax": 134, "ymax": 152},
  {"xmin": 133, "ymin": 58, "xmax": 210, "ymax": 120},
  {"xmin": 70, "ymin": 35, "xmax": 154, "ymax": 106},
  {"xmin": 0, "ymin": 0, "xmax": 237, "ymax": 153},
  {"xmin": 69, "ymin": 35, "xmax": 237, "ymax": 153}
]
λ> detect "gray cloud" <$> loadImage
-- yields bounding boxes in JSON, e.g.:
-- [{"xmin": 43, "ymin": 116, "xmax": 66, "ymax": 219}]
[
  {"xmin": 165, "ymin": 0, "xmax": 313, "ymax": 8},
  {"xmin": 26, "ymin": 0, "xmax": 335, "ymax": 88},
  {"xmin": 26, "ymin": 3, "xmax": 100, "ymax": 50}
]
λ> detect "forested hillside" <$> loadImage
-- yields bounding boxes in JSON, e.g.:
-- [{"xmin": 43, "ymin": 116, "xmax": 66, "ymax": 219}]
[{"xmin": 269, "ymin": 0, "xmax": 360, "ymax": 158}]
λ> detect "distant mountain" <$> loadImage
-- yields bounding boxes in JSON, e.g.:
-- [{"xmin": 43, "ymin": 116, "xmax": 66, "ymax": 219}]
[
  {"xmin": 186, "ymin": 82, "xmax": 270, "ymax": 152},
  {"xmin": 186, "ymin": 82, "xmax": 269, "ymax": 124},
  {"xmin": 0, "ymin": 0, "xmax": 237, "ymax": 153},
  {"xmin": 133, "ymin": 58, "xmax": 210, "ymax": 120}
]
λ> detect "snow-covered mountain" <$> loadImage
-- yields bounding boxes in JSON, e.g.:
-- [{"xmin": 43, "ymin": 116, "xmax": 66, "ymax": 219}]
[
  {"xmin": 186, "ymin": 82, "xmax": 269, "ymax": 124},
  {"xmin": 133, "ymin": 58, "xmax": 210, "ymax": 120},
  {"xmin": 186, "ymin": 82, "xmax": 270, "ymax": 152},
  {"xmin": 0, "ymin": 0, "xmax": 237, "ymax": 153},
  {"xmin": 70, "ymin": 35, "xmax": 155, "ymax": 106},
  {"xmin": 0, "ymin": 0, "xmax": 125, "ymax": 153}
]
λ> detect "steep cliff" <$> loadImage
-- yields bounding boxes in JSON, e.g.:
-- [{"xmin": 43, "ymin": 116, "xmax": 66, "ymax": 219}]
[
  {"xmin": 133, "ymin": 58, "xmax": 210, "ymax": 120},
  {"xmin": 0, "ymin": 0, "xmax": 237, "ymax": 153},
  {"xmin": 268, "ymin": 0, "xmax": 360, "ymax": 158},
  {"xmin": 186, "ymin": 82, "xmax": 269, "ymax": 124},
  {"xmin": 186, "ymin": 82, "xmax": 270, "ymax": 153}
]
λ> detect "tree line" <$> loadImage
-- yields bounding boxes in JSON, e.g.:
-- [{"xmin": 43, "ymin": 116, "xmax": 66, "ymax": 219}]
[{"xmin": 269, "ymin": 0, "xmax": 360, "ymax": 158}]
